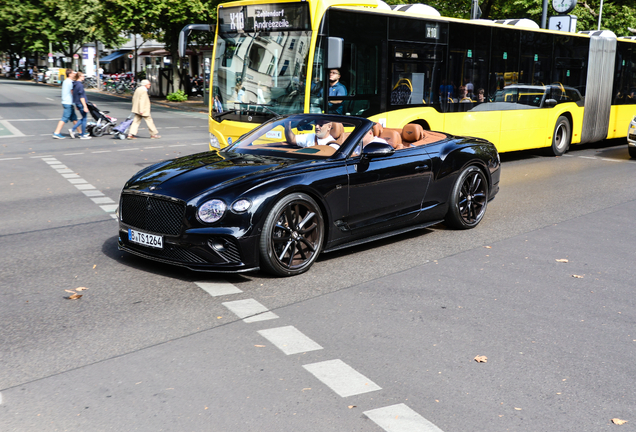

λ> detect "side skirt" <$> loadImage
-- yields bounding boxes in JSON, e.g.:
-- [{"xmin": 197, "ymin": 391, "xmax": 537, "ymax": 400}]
[{"xmin": 322, "ymin": 220, "xmax": 443, "ymax": 254}]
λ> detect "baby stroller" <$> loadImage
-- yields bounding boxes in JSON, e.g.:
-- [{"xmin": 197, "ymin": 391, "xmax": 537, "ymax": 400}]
[
  {"xmin": 85, "ymin": 101, "xmax": 117, "ymax": 137},
  {"xmin": 112, "ymin": 115, "xmax": 134, "ymax": 140}
]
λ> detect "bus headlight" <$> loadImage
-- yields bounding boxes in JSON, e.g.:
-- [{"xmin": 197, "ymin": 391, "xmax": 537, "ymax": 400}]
[{"xmin": 209, "ymin": 133, "xmax": 220, "ymax": 149}]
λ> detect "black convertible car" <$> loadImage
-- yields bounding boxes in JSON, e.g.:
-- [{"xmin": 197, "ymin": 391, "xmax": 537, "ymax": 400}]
[{"xmin": 118, "ymin": 114, "xmax": 500, "ymax": 276}]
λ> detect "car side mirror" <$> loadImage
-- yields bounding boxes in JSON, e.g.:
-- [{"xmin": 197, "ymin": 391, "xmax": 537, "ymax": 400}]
[
  {"xmin": 544, "ymin": 99, "xmax": 557, "ymax": 108},
  {"xmin": 362, "ymin": 142, "xmax": 395, "ymax": 159}
]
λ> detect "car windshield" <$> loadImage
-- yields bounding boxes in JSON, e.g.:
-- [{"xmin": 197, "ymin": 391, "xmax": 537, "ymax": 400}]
[{"xmin": 224, "ymin": 115, "xmax": 366, "ymax": 159}]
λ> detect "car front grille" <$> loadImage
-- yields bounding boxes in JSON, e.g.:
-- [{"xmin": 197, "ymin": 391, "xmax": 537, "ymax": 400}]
[{"xmin": 121, "ymin": 193, "xmax": 185, "ymax": 236}]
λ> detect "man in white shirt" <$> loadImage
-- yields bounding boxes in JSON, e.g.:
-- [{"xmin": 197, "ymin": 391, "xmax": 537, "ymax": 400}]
[
  {"xmin": 52, "ymin": 69, "xmax": 78, "ymax": 139},
  {"xmin": 284, "ymin": 119, "xmax": 339, "ymax": 150}
]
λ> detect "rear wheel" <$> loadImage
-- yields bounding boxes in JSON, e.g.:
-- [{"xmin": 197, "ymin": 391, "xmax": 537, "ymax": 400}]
[
  {"xmin": 92, "ymin": 126, "xmax": 105, "ymax": 137},
  {"xmin": 259, "ymin": 193, "xmax": 324, "ymax": 276},
  {"xmin": 445, "ymin": 165, "xmax": 489, "ymax": 230},
  {"xmin": 551, "ymin": 116, "xmax": 571, "ymax": 156}
]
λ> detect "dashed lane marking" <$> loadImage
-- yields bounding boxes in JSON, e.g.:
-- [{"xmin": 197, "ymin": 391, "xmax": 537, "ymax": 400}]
[
  {"xmin": 195, "ymin": 281, "xmax": 242, "ymax": 296},
  {"xmin": 364, "ymin": 404, "xmax": 445, "ymax": 432},
  {"xmin": 222, "ymin": 299, "xmax": 279, "ymax": 323},
  {"xmin": 257, "ymin": 326, "xmax": 323, "ymax": 355},
  {"xmin": 0, "ymin": 157, "xmax": 22, "ymax": 161},
  {"xmin": 303, "ymin": 359, "xmax": 382, "ymax": 397},
  {"xmin": 42, "ymin": 157, "xmax": 117, "ymax": 219}
]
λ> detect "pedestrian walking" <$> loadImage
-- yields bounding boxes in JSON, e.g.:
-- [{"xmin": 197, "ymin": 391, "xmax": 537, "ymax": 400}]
[
  {"xmin": 69, "ymin": 72, "xmax": 91, "ymax": 139},
  {"xmin": 52, "ymin": 69, "xmax": 78, "ymax": 139},
  {"xmin": 127, "ymin": 79, "xmax": 160, "ymax": 139}
]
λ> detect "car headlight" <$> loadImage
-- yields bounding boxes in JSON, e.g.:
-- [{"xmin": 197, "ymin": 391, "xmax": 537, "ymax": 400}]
[
  {"xmin": 198, "ymin": 199, "xmax": 226, "ymax": 223},
  {"xmin": 209, "ymin": 133, "xmax": 220, "ymax": 149},
  {"xmin": 231, "ymin": 198, "xmax": 251, "ymax": 213}
]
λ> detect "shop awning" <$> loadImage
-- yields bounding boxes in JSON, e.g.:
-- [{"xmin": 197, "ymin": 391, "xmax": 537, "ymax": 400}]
[{"xmin": 98, "ymin": 50, "xmax": 130, "ymax": 63}]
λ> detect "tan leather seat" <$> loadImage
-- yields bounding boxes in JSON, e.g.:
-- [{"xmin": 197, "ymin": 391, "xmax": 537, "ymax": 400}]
[
  {"xmin": 380, "ymin": 130, "xmax": 402, "ymax": 148},
  {"xmin": 372, "ymin": 123, "xmax": 383, "ymax": 137},
  {"xmin": 329, "ymin": 122, "xmax": 345, "ymax": 145},
  {"xmin": 401, "ymin": 123, "xmax": 426, "ymax": 147}
]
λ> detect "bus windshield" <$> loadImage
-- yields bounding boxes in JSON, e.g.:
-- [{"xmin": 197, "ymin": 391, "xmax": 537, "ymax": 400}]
[{"xmin": 212, "ymin": 2, "xmax": 312, "ymax": 120}]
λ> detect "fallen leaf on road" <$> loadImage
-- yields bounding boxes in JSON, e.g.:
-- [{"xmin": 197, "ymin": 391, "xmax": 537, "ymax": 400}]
[
  {"xmin": 474, "ymin": 355, "xmax": 488, "ymax": 363},
  {"xmin": 254, "ymin": 345, "xmax": 265, "ymax": 348},
  {"xmin": 75, "ymin": 287, "xmax": 88, "ymax": 291},
  {"xmin": 556, "ymin": 259, "xmax": 569, "ymax": 263},
  {"xmin": 514, "ymin": 407, "xmax": 522, "ymax": 411},
  {"xmin": 348, "ymin": 405, "xmax": 356, "ymax": 409},
  {"xmin": 572, "ymin": 274, "xmax": 584, "ymax": 278},
  {"xmin": 68, "ymin": 294, "xmax": 82, "ymax": 300},
  {"xmin": 611, "ymin": 418, "xmax": 627, "ymax": 425},
  {"xmin": 65, "ymin": 289, "xmax": 76, "ymax": 294},
  {"xmin": 484, "ymin": 246, "xmax": 492, "ymax": 249}
]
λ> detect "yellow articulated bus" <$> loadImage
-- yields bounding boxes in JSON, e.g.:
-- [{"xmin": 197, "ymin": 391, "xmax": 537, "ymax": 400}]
[{"xmin": 180, "ymin": 0, "xmax": 636, "ymax": 155}]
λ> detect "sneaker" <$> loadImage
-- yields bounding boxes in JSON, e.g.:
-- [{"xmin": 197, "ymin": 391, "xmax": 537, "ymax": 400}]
[
  {"xmin": 80, "ymin": 134, "xmax": 92, "ymax": 140},
  {"xmin": 150, "ymin": 135, "xmax": 161, "ymax": 139},
  {"xmin": 52, "ymin": 133, "xmax": 65, "ymax": 139},
  {"xmin": 68, "ymin": 129, "xmax": 76, "ymax": 139}
]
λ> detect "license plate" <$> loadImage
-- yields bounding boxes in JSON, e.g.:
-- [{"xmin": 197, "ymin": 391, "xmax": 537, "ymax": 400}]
[{"xmin": 128, "ymin": 228, "xmax": 163, "ymax": 249}]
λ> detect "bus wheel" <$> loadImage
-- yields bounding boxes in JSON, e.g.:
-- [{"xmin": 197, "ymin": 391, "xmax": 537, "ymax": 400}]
[{"xmin": 551, "ymin": 116, "xmax": 571, "ymax": 156}]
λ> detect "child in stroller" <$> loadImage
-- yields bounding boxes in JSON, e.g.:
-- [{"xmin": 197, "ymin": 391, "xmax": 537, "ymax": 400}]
[{"xmin": 85, "ymin": 101, "xmax": 117, "ymax": 137}]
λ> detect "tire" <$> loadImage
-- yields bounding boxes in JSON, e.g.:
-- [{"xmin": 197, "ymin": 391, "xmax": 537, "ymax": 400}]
[
  {"xmin": 550, "ymin": 115, "xmax": 571, "ymax": 156},
  {"xmin": 629, "ymin": 146, "xmax": 636, "ymax": 159},
  {"xmin": 116, "ymin": 84, "xmax": 125, "ymax": 94},
  {"xmin": 104, "ymin": 124, "xmax": 114, "ymax": 135},
  {"xmin": 93, "ymin": 126, "xmax": 105, "ymax": 137},
  {"xmin": 259, "ymin": 193, "xmax": 324, "ymax": 276},
  {"xmin": 445, "ymin": 165, "xmax": 489, "ymax": 230}
]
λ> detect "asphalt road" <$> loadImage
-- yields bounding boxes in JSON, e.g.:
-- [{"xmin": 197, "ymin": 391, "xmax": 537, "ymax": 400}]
[{"xmin": 1, "ymin": 79, "xmax": 635, "ymax": 432}]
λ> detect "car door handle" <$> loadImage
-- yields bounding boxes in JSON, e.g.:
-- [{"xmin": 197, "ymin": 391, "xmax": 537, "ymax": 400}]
[{"xmin": 415, "ymin": 165, "xmax": 429, "ymax": 171}]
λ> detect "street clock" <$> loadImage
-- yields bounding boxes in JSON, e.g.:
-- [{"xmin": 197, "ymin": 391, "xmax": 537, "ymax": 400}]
[{"xmin": 552, "ymin": 0, "xmax": 577, "ymax": 14}]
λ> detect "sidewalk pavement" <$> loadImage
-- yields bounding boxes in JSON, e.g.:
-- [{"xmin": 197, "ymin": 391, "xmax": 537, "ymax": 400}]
[{"xmin": 2, "ymin": 76, "xmax": 209, "ymax": 114}]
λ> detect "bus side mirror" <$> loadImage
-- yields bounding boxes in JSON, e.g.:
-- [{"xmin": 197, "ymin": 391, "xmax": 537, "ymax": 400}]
[
  {"xmin": 544, "ymin": 99, "xmax": 557, "ymax": 108},
  {"xmin": 327, "ymin": 37, "xmax": 343, "ymax": 69},
  {"xmin": 179, "ymin": 24, "xmax": 211, "ymax": 58}
]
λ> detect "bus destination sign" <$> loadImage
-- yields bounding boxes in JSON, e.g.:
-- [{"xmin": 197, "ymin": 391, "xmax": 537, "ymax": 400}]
[{"xmin": 218, "ymin": 2, "xmax": 310, "ymax": 33}]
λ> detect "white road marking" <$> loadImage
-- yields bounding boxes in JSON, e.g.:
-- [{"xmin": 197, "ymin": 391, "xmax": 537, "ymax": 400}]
[
  {"xmin": 64, "ymin": 153, "xmax": 85, "ymax": 156},
  {"xmin": 0, "ymin": 120, "xmax": 25, "ymax": 137},
  {"xmin": 195, "ymin": 281, "xmax": 242, "ymax": 297},
  {"xmin": 61, "ymin": 173, "xmax": 80, "ymax": 178},
  {"xmin": 302, "ymin": 359, "xmax": 382, "ymax": 397},
  {"xmin": 92, "ymin": 150, "xmax": 111, "ymax": 154},
  {"xmin": 56, "ymin": 168, "xmax": 73, "ymax": 173},
  {"xmin": 364, "ymin": 404, "xmax": 445, "ymax": 432},
  {"xmin": 68, "ymin": 178, "xmax": 88, "ymax": 184},
  {"xmin": 50, "ymin": 164, "xmax": 67, "ymax": 169},
  {"xmin": 580, "ymin": 156, "xmax": 597, "ymax": 160},
  {"xmin": 600, "ymin": 158, "xmax": 622, "ymax": 162},
  {"xmin": 144, "ymin": 146, "xmax": 163, "ymax": 149},
  {"xmin": 0, "ymin": 157, "xmax": 22, "ymax": 161},
  {"xmin": 169, "ymin": 144, "xmax": 187, "ymax": 147},
  {"xmin": 100, "ymin": 204, "xmax": 118, "ymax": 213},
  {"xmin": 257, "ymin": 326, "xmax": 323, "ymax": 355},
  {"xmin": 91, "ymin": 197, "xmax": 115, "ymax": 204},
  {"xmin": 222, "ymin": 299, "xmax": 279, "ymax": 323},
  {"xmin": 117, "ymin": 148, "xmax": 138, "ymax": 151},
  {"xmin": 83, "ymin": 190, "xmax": 104, "ymax": 197},
  {"xmin": 75, "ymin": 184, "xmax": 96, "ymax": 190}
]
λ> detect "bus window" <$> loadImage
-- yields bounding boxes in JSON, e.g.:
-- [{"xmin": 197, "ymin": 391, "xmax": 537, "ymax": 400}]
[
  {"xmin": 490, "ymin": 27, "xmax": 520, "ymax": 98},
  {"xmin": 391, "ymin": 44, "xmax": 444, "ymax": 106},
  {"xmin": 448, "ymin": 22, "xmax": 489, "ymax": 105},
  {"xmin": 320, "ymin": 9, "xmax": 386, "ymax": 117},
  {"xmin": 520, "ymin": 32, "xmax": 553, "ymax": 86},
  {"xmin": 553, "ymin": 35, "xmax": 588, "ymax": 95}
]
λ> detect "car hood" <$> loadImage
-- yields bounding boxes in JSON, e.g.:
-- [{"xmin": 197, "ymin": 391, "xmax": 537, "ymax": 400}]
[{"xmin": 124, "ymin": 151, "xmax": 308, "ymax": 201}]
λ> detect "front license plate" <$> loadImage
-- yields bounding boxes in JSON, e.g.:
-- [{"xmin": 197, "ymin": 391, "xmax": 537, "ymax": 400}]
[{"xmin": 128, "ymin": 228, "xmax": 163, "ymax": 249}]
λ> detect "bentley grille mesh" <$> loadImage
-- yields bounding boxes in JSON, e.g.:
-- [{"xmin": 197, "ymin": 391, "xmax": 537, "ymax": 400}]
[{"xmin": 121, "ymin": 193, "xmax": 185, "ymax": 236}]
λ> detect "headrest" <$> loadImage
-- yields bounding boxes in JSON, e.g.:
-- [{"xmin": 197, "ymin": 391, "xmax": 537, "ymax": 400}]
[
  {"xmin": 330, "ymin": 122, "xmax": 345, "ymax": 144},
  {"xmin": 401, "ymin": 124, "xmax": 425, "ymax": 142},
  {"xmin": 372, "ymin": 123, "xmax": 383, "ymax": 137},
  {"xmin": 381, "ymin": 130, "xmax": 402, "ymax": 147}
]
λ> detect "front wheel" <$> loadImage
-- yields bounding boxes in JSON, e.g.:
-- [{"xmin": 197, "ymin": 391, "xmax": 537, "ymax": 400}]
[
  {"xmin": 629, "ymin": 146, "xmax": 636, "ymax": 159},
  {"xmin": 259, "ymin": 193, "xmax": 324, "ymax": 276},
  {"xmin": 551, "ymin": 116, "xmax": 571, "ymax": 156},
  {"xmin": 445, "ymin": 165, "xmax": 489, "ymax": 230}
]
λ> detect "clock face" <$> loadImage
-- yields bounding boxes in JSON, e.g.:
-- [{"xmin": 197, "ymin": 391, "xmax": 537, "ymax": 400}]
[{"xmin": 552, "ymin": 0, "xmax": 577, "ymax": 14}]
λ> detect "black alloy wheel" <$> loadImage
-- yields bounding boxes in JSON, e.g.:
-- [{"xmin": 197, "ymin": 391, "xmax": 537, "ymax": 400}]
[
  {"xmin": 445, "ymin": 165, "xmax": 489, "ymax": 229},
  {"xmin": 259, "ymin": 193, "xmax": 324, "ymax": 276}
]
